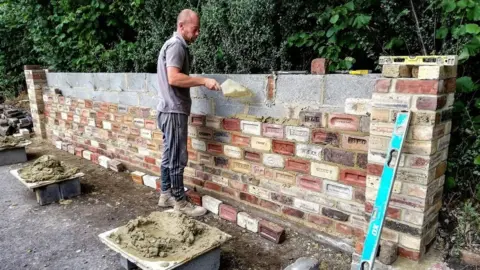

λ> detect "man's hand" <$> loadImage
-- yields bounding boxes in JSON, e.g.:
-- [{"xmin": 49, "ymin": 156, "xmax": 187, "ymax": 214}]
[{"xmin": 203, "ymin": 78, "xmax": 221, "ymax": 91}]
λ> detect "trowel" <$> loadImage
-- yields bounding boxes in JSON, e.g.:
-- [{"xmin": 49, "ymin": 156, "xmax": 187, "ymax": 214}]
[{"xmin": 220, "ymin": 79, "xmax": 253, "ymax": 98}]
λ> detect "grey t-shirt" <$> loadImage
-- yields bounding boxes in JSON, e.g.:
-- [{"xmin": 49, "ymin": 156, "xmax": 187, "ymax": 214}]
[{"xmin": 156, "ymin": 32, "xmax": 191, "ymax": 115}]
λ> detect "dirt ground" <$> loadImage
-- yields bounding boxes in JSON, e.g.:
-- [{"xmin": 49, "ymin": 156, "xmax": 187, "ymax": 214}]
[{"xmin": 0, "ymin": 138, "xmax": 352, "ymax": 270}]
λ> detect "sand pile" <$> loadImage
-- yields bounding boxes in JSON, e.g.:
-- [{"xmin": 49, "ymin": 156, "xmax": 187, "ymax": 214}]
[
  {"xmin": 108, "ymin": 212, "xmax": 227, "ymax": 260},
  {"xmin": 0, "ymin": 136, "xmax": 28, "ymax": 150},
  {"xmin": 19, "ymin": 155, "xmax": 79, "ymax": 183}
]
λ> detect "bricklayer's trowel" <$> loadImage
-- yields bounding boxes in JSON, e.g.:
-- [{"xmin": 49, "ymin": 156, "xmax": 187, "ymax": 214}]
[{"xmin": 221, "ymin": 79, "xmax": 253, "ymax": 98}]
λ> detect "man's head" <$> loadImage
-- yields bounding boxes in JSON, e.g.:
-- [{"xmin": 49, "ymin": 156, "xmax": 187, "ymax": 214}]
[{"xmin": 177, "ymin": 9, "xmax": 200, "ymax": 44}]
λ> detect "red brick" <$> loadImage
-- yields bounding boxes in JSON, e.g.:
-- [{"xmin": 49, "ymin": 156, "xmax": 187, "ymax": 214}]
[
  {"xmin": 367, "ymin": 163, "xmax": 383, "ymax": 176},
  {"xmin": 365, "ymin": 202, "xmax": 401, "ymax": 220},
  {"xmin": 262, "ymin": 123, "xmax": 284, "ymax": 139},
  {"xmin": 214, "ymin": 157, "xmax": 229, "ymax": 168},
  {"xmin": 297, "ymin": 175, "xmax": 322, "ymax": 192},
  {"xmin": 259, "ymin": 220, "xmax": 286, "ymax": 244},
  {"xmin": 185, "ymin": 190, "xmax": 202, "ymax": 205},
  {"xmin": 353, "ymin": 228, "xmax": 364, "ymax": 238},
  {"xmin": 130, "ymin": 127, "xmax": 140, "ymax": 136},
  {"xmin": 90, "ymin": 153, "xmax": 99, "ymax": 164},
  {"xmin": 231, "ymin": 134, "xmax": 250, "ymax": 147},
  {"xmin": 75, "ymin": 147, "xmax": 84, "ymax": 157},
  {"xmin": 416, "ymin": 96, "xmax": 447, "ymax": 110},
  {"xmin": 285, "ymin": 158, "xmax": 310, "ymax": 173},
  {"xmin": 207, "ymin": 143, "xmax": 223, "ymax": 154},
  {"xmin": 375, "ymin": 79, "xmax": 391, "ymax": 93},
  {"xmin": 244, "ymin": 150, "xmax": 261, "ymax": 162},
  {"xmin": 445, "ymin": 78, "xmax": 456, "ymax": 93},
  {"xmin": 311, "ymin": 129, "xmax": 339, "ymax": 146},
  {"xmin": 229, "ymin": 180, "xmax": 248, "ymax": 192},
  {"xmin": 395, "ymin": 80, "xmax": 441, "ymax": 94},
  {"xmin": 204, "ymin": 181, "xmax": 222, "ymax": 192},
  {"xmin": 137, "ymin": 107, "xmax": 150, "ymax": 118},
  {"xmin": 339, "ymin": 169, "xmax": 366, "ymax": 187},
  {"xmin": 219, "ymin": 204, "xmax": 237, "ymax": 223},
  {"xmin": 328, "ymin": 113, "xmax": 360, "ymax": 131},
  {"xmin": 398, "ymin": 247, "xmax": 421, "ymax": 261},
  {"xmin": 355, "ymin": 240, "xmax": 364, "ymax": 254},
  {"xmin": 189, "ymin": 114, "xmax": 205, "ymax": 126},
  {"xmin": 222, "ymin": 118, "xmax": 241, "ymax": 131},
  {"xmin": 266, "ymin": 74, "xmax": 275, "ymax": 100},
  {"xmin": 282, "ymin": 207, "xmax": 305, "ymax": 219},
  {"xmin": 336, "ymin": 223, "xmax": 354, "ymax": 236},
  {"xmin": 311, "ymin": 58, "xmax": 328, "ymax": 75},
  {"xmin": 260, "ymin": 199, "xmax": 281, "ymax": 212},
  {"xmin": 271, "ymin": 193, "xmax": 293, "ymax": 205},
  {"xmin": 323, "ymin": 148, "xmax": 355, "ymax": 167},
  {"xmin": 100, "ymin": 103, "xmax": 109, "ymax": 112},
  {"xmin": 184, "ymin": 176, "xmax": 205, "ymax": 187},
  {"xmin": 145, "ymin": 119, "xmax": 156, "ymax": 130},
  {"xmin": 196, "ymin": 171, "xmax": 212, "ymax": 181},
  {"xmin": 357, "ymin": 153, "xmax": 368, "ymax": 169},
  {"xmin": 87, "ymin": 146, "xmax": 98, "ymax": 153},
  {"xmin": 222, "ymin": 186, "xmax": 238, "ymax": 198},
  {"xmin": 144, "ymin": 156, "xmax": 156, "ymax": 165},
  {"xmin": 239, "ymin": 192, "xmax": 259, "ymax": 205},
  {"xmin": 85, "ymin": 100, "xmax": 93, "ymax": 109},
  {"xmin": 131, "ymin": 173, "xmax": 144, "ymax": 185},
  {"xmin": 307, "ymin": 214, "xmax": 333, "ymax": 227},
  {"xmin": 272, "ymin": 140, "xmax": 295, "ymax": 156}
]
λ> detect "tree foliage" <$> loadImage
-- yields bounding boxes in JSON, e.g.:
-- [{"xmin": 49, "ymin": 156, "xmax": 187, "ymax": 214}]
[{"xmin": 1, "ymin": 0, "xmax": 480, "ymax": 207}]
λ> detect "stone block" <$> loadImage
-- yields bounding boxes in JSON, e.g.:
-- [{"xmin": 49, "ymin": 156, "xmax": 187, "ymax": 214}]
[
  {"xmin": 241, "ymin": 120, "xmax": 261, "ymax": 136},
  {"xmin": 382, "ymin": 65, "xmax": 412, "ymax": 78},
  {"xmin": 285, "ymin": 126, "xmax": 310, "ymax": 142},
  {"xmin": 202, "ymin": 195, "xmax": 222, "ymax": 215},
  {"xmin": 237, "ymin": 212, "xmax": 260, "ymax": 233},
  {"xmin": 323, "ymin": 180, "xmax": 353, "ymax": 200},
  {"xmin": 311, "ymin": 162, "xmax": 339, "ymax": 180},
  {"xmin": 263, "ymin": 153, "xmax": 285, "ymax": 168}
]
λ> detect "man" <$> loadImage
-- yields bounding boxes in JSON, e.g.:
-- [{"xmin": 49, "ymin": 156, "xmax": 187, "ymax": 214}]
[{"xmin": 156, "ymin": 9, "xmax": 220, "ymax": 217}]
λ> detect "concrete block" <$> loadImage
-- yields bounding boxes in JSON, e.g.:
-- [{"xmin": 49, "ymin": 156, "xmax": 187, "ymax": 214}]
[
  {"xmin": 109, "ymin": 73, "xmax": 128, "ymax": 91},
  {"xmin": 0, "ymin": 147, "xmax": 28, "ymax": 165},
  {"xmin": 92, "ymin": 91, "xmax": 120, "ymax": 104},
  {"xmin": 126, "ymin": 73, "xmax": 147, "ymax": 92},
  {"xmin": 137, "ymin": 93, "xmax": 158, "ymax": 108},
  {"xmin": 146, "ymin": 73, "xmax": 159, "ymax": 94},
  {"xmin": 35, "ymin": 184, "xmax": 61, "ymax": 206},
  {"xmin": 276, "ymin": 75, "xmax": 323, "ymax": 106},
  {"xmin": 59, "ymin": 178, "xmax": 81, "ymax": 199},
  {"xmin": 324, "ymin": 74, "xmax": 379, "ymax": 106}
]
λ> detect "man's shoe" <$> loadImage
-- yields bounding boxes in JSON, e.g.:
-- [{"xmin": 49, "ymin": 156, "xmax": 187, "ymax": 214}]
[
  {"xmin": 158, "ymin": 190, "xmax": 176, "ymax": 207},
  {"xmin": 174, "ymin": 199, "xmax": 207, "ymax": 217}
]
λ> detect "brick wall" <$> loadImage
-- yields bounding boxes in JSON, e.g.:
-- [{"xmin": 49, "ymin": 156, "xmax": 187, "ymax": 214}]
[{"xmin": 24, "ymin": 59, "xmax": 455, "ymax": 261}]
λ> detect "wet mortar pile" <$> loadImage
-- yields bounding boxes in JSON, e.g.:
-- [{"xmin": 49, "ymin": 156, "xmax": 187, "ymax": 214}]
[
  {"xmin": 108, "ymin": 211, "xmax": 227, "ymax": 261},
  {"xmin": 19, "ymin": 155, "xmax": 79, "ymax": 183}
]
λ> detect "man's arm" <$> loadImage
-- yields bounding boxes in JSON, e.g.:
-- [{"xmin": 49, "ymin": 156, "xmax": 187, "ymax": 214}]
[{"xmin": 167, "ymin": 67, "xmax": 219, "ymax": 90}]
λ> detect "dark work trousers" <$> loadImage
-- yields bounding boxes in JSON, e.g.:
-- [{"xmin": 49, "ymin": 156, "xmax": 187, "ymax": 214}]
[{"xmin": 157, "ymin": 112, "xmax": 188, "ymax": 201}]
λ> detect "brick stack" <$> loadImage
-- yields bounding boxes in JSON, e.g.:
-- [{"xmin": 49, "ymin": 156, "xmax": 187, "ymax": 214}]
[
  {"xmin": 185, "ymin": 112, "xmax": 370, "ymax": 239},
  {"xmin": 24, "ymin": 65, "xmax": 48, "ymax": 138},
  {"xmin": 43, "ymin": 93, "xmax": 161, "ymax": 174},
  {"xmin": 360, "ymin": 61, "xmax": 456, "ymax": 261},
  {"xmin": 38, "ymin": 84, "xmax": 370, "ymax": 240}
]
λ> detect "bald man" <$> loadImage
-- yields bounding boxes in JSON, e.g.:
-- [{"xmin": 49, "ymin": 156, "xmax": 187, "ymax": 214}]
[{"xmin": 156, "ymin": 9, "xmax": 220, "ymax": 217}]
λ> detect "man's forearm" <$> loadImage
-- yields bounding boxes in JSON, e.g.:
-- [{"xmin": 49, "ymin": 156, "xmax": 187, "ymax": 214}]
[{"xmin": 169, "ymin": 72, "xmax": 205, "ymax": 88}]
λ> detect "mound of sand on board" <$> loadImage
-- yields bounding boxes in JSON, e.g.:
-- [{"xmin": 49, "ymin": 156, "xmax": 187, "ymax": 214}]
[
  {"xmin": 108, "ymin": 211, "xmax": 228, "ymax": 260},
  {"xmin": 0, "ymin": 136, "xmax": 29, "ymax": 150},
  {"xmin": 19, "ymin": 155, "xmax": 79, "ymax": 183}
]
